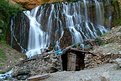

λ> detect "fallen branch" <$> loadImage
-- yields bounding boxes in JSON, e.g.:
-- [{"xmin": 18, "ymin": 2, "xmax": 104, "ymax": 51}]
[{"xmin": 28, "ymin": 74, "xmax": 50, "ymax": 81}]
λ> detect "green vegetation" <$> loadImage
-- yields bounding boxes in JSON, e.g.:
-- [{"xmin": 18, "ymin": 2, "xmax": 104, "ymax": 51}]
[
  {"xmin": 0, "ymin": 42, "xmax": 27, "ymax": 74},
  {"xmin": 0, "ymin": 49, "xmax": 7, "ymax": 67},
  {"xmin": 0, "ymin": 0, "xmax": 22, "ymax": 41},
  {"xmin": 111, "ymin": 0, "xmax": 121, "ymax": 26},
  {"xmin": 95, "ymin": 38, "xmax": 106, "ymax": 46},
  {"xmin": 113, "ymin": 18, "xmax": 121, "ymax": 26},
  {"xmin": 0, "ymin": 0, "xmax": 23, "ymax": 71},
  {"xmin": 0, "ymin": 49, "xmax": 6, "ymax": 60}
]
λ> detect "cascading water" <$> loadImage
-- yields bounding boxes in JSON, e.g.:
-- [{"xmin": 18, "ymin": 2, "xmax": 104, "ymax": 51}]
[
  {"xmin": 23, "ymin": 6, "xmax": 50, "ymax": 57},
  {"xmin": 10, "ymin": 0, "xmax": 112, "ymax": 58},
  {"xmin": 94, "ymin": 0, "xmax": 108, "ymax": 34},
  {"xmin": 63, "ymin": 3, "xmax": 83, "ymax": 44},
  {"xmin": 83, "ymin": 0, "xmax": 97, "ymax": 38}
]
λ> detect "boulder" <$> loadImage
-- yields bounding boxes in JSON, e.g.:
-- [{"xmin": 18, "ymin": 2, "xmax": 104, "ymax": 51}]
[{"xmin": 115, "ymin": 58, "xmax": 121, "ymax": 69}]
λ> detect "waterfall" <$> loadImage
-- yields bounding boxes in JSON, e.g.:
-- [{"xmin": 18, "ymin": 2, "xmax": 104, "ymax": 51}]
[
  {"xmin": 63, "ymin": 3, "xmax": 83, "ymax": 44},
  {"xmin": 10, "ymin": 0, "xmax": 112, "ymax": 58},
  {"xmin": 23, "ymin": 6, "xmax": 50, "ymax": 57},
  {"xmin": 83, "ymin": 0, "xmax": 97, "ymax": 39},
  {"xmin": 94, "ymin": 0, "xmax": 108, "ymax": 34}
]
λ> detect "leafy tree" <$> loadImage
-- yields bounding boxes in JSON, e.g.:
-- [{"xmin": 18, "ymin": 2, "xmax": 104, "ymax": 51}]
[{"xmin": 0, "ymin": 0, "xmax": 22, "ymax": 41}]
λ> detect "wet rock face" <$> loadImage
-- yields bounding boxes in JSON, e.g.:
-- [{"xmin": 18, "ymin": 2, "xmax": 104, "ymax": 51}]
[
  {"xmin": 12, "ymin": 0, "xmax": 64, "ymax": 9},
  {"xmin": 8, "ymin": 12, "xmax": 30, "ymax": 52}
]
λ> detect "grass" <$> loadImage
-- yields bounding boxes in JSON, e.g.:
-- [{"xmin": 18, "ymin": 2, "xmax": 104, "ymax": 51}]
[
  {"xmin": 0, "ymin": 42, "xmax": 26, "ymax": 74},
  {"xmin": 0, "ymin": 48, "xmax": 8, "ymax": 74},
  {"xmin": 0, "ymin": 48, "xmax": 7, "ymax": 69},
  {"xmin": 0, "ymin": 49, "xmax": 7, "ymax": 62},
  {"xmin": 0, "ymin": 45, "xmax": 12, "ymax": 74}
]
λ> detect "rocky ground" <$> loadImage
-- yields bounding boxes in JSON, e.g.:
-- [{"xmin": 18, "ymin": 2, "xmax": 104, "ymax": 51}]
[
  {"xmin": 38, "ymin": 26, "xmax": 121, "ymax": 81},
  {"xmin": 12, "ymin": 53, "xmax": 62, "ymax": 80},
  {"xmin": 40, "ymin": 63, "xmax": 121, "ymax": 81},
  {"xmin": 0, "ymin": 26, "xmax": 121, "ymax": 81}
]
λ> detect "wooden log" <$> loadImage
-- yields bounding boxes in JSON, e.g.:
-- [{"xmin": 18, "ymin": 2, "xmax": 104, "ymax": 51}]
[{"xmin": 28, "ymin": 74, "xmax": 50, "ymax": 81}]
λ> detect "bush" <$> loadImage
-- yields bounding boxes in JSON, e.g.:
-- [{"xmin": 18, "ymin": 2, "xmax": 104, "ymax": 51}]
[
  {"xmin": 0, "ymin": 0, "xmax": 22, "ymax": 41},
  {"xmin": 111, "ymin": 0, "xmax": 121, "ymax": 26}
]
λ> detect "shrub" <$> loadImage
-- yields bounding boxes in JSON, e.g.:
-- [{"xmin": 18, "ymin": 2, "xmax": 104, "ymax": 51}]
[{"xmin": 0, "ymin": 0, "xmax": 22, "ymax": 41}]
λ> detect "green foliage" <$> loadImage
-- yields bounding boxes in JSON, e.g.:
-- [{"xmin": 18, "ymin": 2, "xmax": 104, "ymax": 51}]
[
  {"xmin": 111, "ymin": 0, "xmax": 118, "ymax": 4},
  {"xmin": 113, "ymin": 19, "xmax": 121, "ymax": 26},
  {"xmin": 111, "ymin": 0, "xmax": 121, "ymax": 26},
  {"xmin": 95, "ymin": 38, "xmax": 105, "ymax": 46},
  {"xmin": 0, "ymin": 0, "xmax": 22, "ymax": 41}
]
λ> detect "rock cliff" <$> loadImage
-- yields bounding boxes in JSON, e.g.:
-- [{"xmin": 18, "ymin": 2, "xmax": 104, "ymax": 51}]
[
  {"xmin": 12, "ymin": 0, "xmax": 64, "ymax": 9},
  {"xmin": 11, "ymin": 0, "xmax": 121, "ymax": 11}
]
